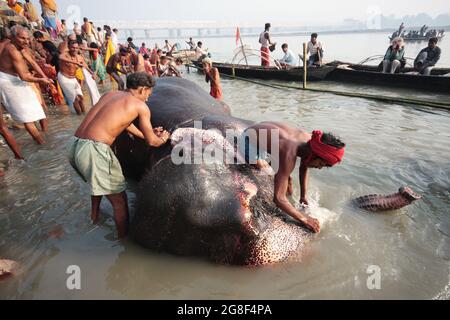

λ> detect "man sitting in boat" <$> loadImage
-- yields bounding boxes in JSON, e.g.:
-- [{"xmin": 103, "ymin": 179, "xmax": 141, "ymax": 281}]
[
  {"xmin": 306, "ymin": 33, "xmax": 323, "ymax": 67},
  {"xmin": 382, "ymin": 37, "xmax": 405, "ymax": 74},
  {"xmin": 414, "ymin": 38, "xmax": 441, "ymax": 76},
  {"xmin": 195, "ymin": 41, "xmax": 209, "ymax": 62},
  {"xmin": 275, "ymin": 43, "xmax": 297, "ymax": 69}
]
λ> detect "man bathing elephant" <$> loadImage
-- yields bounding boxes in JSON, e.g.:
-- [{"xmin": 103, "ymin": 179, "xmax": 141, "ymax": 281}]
[
  {"xmin": 68, "ymin": 73, "xmax": 170, "ymax": 237},
  {"xmin": 240, "ymin": 123, "xmax": 346, "ymax": 233},
  {"xmin": 110, "ymin": 76, "xmax": 347, "ymax": 265}
]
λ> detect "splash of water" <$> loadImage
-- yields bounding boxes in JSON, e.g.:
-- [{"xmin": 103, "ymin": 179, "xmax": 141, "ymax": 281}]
[{"xmin": 296, "ymin": 191, "xmax": 339, "ymax": 229}]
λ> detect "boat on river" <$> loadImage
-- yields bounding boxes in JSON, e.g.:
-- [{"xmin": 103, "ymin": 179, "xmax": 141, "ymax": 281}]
[
  {"xmin": 192, "ymin": 61, "xmax": 335, "ymax": 81},
  {"xmin": 325, "ymin": 62, "xmax": 450, "ymax": 93},
  {"xmin": 388, "ymin": 34, "xmax": 445, "ymax": 42}
]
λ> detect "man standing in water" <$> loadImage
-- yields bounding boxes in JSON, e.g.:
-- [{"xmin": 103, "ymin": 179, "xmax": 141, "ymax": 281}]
[
  {"xmin": 0, "ymin": 107, "xmax": 24, "ymax": 177},
  {"xmin": 202, "ymin": 57, "xmax": 222, "ymax": 100},
  {"xmin": 58, "ymin": 40, "xmax": 93, "ymax": 114},
  {"xmin": 240, "ymin": 123, "xmax": 346, "ymax": 233},
  {"xmin": 0, "ymin": 26, "xmax": 52, "ymax": 145},
  {"xmin": 68, "ymin": 73, "xmax": 171, "ymax": 238}
]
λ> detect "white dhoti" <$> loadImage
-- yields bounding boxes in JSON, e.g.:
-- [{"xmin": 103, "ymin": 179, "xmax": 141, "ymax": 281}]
[
  {"xmin": 0, "ymin": 71, "xmax": 46, "ymax": 124},
  {"xmin": 58, "ymin": 72, "xmax": 83, "ymax": 107},
  {"xmin": 82, "ymin": 68, "xmax": 101, "ymax": 106},
  {"xmin": 86, "ymin": 33, "xmax": 97, "ymax": 45}
]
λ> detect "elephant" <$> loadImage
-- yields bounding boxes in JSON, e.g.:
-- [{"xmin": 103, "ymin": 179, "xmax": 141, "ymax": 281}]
[{"xmin": 114, "ymin": 77, "xmax": 312, "ymax": 266}]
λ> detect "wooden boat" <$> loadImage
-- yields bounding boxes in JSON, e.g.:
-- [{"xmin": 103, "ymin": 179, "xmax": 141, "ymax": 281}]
[
  {"xmin": 325, "ymin": 62, "xmax": 450, "ymax": 93},
  {"xmin": 193, "ymin": 61, "xmax": 335, "ymax": 82},
  {"xmin": 388, "ymin": 34, "xmax": 445, "ymax": 42},
  {"xmin": 172, "ymin": 49, "xmax": 196, "ymax": 62}
]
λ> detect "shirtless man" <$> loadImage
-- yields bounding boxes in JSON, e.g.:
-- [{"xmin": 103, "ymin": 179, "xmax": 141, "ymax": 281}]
[
  {"xmin": 128, "ymin": 46, "xmax": 146, "ymax": 73},
  {"xmin": 106, "ymin": 47, "xmax": 130, "ymax": 90},
  {"xmin": 58, "ymin": 40, "xmax": 94, "ymax": 114},
  {"xmin": 0, "ymin": 106, "xmax": 24, "ymax": 176},
  {"xmin": 81, "ymin": 17, "xmax": 96, "ymax": 45},
  {"xmin": 0, "ymin": 26, "xmax": 52, "ymax": 144},
  {"xmin": 202, "ymin": 58, "xmax": 222, "ymax": 100},
  {"xmin": 240, "ymin": 122, "xmax": 346, "ymax": 233},
  {"xmin": 0, "ymin": 29, "xmax": 23, "ymax": 158},
  {"xmin": 150, "ymin": 49, "xmax": 163, "ymax": 76},
  {"xmin": 68, "ymin": 72, "xmax": 171, "ymax": 237}
]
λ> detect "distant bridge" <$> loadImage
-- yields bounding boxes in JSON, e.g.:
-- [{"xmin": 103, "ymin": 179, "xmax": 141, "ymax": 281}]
[
  {"xmin": 93, "ymin": 20, "xmax": 450, "ymax": 41},
  {"xmin": 94, "ymin": 20, "xmax": 329, "ymax": 40}
]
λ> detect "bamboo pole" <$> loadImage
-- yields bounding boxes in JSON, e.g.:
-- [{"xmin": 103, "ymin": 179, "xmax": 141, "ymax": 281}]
[
  {"xmin": 240, "ymin": 37, "xmax": 249, "ymax": 66},
  {"xmin": 303, "ymin": 42, "xmax": 307, "ymax": 89},
  {"xmin": 184, "ymin": 50, "xmax": 190, "ymax": 74}
]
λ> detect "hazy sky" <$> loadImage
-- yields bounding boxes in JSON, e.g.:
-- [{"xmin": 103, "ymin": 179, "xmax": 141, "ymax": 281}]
[{"xmin": 30, "ymin": 0, "xmax": 450, "ymax": 25}]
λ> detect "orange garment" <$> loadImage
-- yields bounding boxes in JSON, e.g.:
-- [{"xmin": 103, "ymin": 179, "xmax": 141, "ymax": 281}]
[
  {"xmin": 208, "ymin": 67, "xmax": 222, "ymax": 100},
  {"xmin": 261, "ymin": 47, "xmax": 270, "ymax": 67},
  {"xmin": 40, "ymin": 0, "xmax": 57, "ymax": 12},
  {"xmin": 8, "ymin": 1, "xmax": 24, "ymax": 15},
  {"xmin": 210, "ymin": 85, "xmax": 223, "ymax": 101}
]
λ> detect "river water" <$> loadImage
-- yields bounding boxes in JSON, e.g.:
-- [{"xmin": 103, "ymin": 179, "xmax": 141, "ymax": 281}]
[{"xmin": 1, "ymin": 31, "xmax": 450, "ymax": 300}]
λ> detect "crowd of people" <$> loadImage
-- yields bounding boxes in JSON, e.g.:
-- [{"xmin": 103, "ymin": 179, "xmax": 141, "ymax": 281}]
[
  {"xmin": 391, "ymin": 23, "xmax": 445, "ymax": 40},
  {"xmin": 0, "ymin": 0, "xmax": 224, "ymax": 180}
]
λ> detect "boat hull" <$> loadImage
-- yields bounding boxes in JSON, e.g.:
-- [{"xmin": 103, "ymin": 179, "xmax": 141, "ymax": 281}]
[
  {"xmin": 326, "ymin": 63, "xmax": 450, "ymax": 93},
  {"xmin": 194, "ymin": 62, "xmax": 335, "ymax": 82}
]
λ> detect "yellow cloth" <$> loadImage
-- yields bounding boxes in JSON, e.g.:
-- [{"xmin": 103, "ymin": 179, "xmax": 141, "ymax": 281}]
[
  {"xmin": 24, "ymin": 2, "xmax": 39, "ymax": 22},
  {"xmin": 39, "ymin": 0, "xmax": 57, "ymax": 12},
  {"xmin": 104, "ymin": 39, "xmax": 115, "ymax": 66},
  {"xmin": 75, "ymin": 68, "xmax": 84, "ymax": 81}
]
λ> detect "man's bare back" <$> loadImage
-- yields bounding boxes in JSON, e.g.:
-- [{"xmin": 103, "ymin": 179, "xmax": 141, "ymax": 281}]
[
  {"xmin": 246, "ymin": 121, "xmax": 311, "ymax": 155},
  {"xmin": 131, "ymin": 52, "xmax": 145, "ymax": 73},
  {"xmin": 244, "ymin": 121, "xmax": 323, "ymax": 233},
  {"xmin": 76, "ymin": 91, "xmax": 148, "ymax": 146}
]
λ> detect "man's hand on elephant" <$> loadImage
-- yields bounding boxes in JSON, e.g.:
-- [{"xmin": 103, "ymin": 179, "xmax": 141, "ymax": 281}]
[
  {"xmin": 300, "ymin": 198, "xmax": 309, "ymax": 206},
  {"xmin": 159, "ymin": 130, "xmax": 171, "ymax": 144},
  {"xmin": 303, "ymin": 216, "xmax": 320, "ymax": 233}
]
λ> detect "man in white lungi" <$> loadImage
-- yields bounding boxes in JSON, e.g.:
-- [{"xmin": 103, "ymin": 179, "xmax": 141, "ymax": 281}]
[
  {"xmin": 58, "ymin": 40, "xmax": 95, "ymax": 115},
  {"xmin": 0, "ymin": 26, "xmax": 52, "ymax": 145}
]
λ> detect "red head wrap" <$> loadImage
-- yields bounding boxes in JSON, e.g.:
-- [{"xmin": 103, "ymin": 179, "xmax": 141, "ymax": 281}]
[{"xmin": 306, "ymin": 130, "xmax": 345, "ymax": 166}]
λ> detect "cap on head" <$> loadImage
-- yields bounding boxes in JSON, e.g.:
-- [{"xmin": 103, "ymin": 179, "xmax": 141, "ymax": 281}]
[{"xmin": 202, "ymin": 57, "xmax": 213, "ymax": 66}]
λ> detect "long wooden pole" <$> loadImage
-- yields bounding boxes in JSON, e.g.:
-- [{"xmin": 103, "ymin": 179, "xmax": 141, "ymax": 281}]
[
  {"xmin": 240, "ymin": 36, "xmax": 249, "ymax": 66},
  {"xmin": 303, "ymin": 42, "xmax": 307, "ymax": 89}
]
